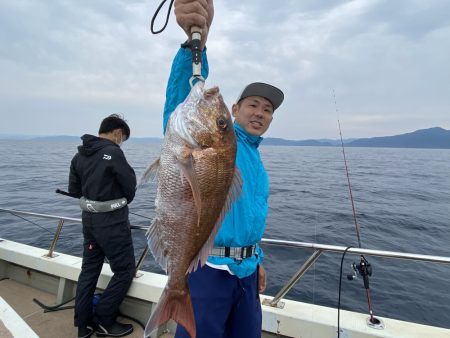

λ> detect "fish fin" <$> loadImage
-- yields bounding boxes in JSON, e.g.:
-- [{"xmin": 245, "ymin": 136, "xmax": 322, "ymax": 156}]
[
  {"xmin": 222, "ymin": 168, "xmax": 244, "ymax": 214},
  {"xmin": 138, "ymin": 158, "xmax": 160, "ymax": 188},
  {"xmin": 187, "ymin": 168, "xmax": 243, "ymax": 274},
  {"xmin": 144, "ymin": 287, "xmax": 196, "ymax": 338},
  {"xmin": 177, "ymin": 152, "xmax": 202, "ymax": 225},
  {"xmin": 146, "ymin": 218, "xmax": 168, "ymax": 272}
]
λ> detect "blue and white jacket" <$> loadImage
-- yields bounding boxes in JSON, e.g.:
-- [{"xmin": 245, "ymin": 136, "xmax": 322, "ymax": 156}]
[{"xmin": 163, "ymin": 47, "xmax": 268, "ymax": 278}]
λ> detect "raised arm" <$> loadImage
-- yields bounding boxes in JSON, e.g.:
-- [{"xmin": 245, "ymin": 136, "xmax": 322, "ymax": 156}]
[{"xmin": 162, "ymin": 0, "xmax": 214, "ymax": 134}]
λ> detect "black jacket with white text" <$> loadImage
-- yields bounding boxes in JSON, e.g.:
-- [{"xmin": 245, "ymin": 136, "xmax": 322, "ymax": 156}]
[{"xmin": 68, "ymin": 134, "xmax": 136, "ymax": 225}]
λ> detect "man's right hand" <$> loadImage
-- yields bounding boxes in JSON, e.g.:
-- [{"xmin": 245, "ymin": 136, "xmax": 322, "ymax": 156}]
[{"xmin": 174, "ymin": 0, "xmax": 214, "ymax": 49}]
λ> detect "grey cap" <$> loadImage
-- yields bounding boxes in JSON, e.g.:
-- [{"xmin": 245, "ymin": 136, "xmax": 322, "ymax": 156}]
[{"xmin": 236, "ymin": 82, "xmax": 284, "ymax": 111}]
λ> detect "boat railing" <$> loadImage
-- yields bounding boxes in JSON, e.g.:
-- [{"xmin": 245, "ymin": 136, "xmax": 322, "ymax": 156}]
[
  {"xmin": 2, "ymin": 207, "xmax": 450, "ymax": 309},
  {"xmin": 0, "ymin": 207, "xmax": 149, "ymax": 275},
  {"xmin": 260, "ymin": 238, "xmax": 450, "ymax": 308}
]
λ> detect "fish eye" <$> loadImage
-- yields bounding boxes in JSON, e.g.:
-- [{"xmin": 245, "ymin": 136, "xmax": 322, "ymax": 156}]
[{"xmin": 217, "ymin": 117, "xmax": 228, "ymax": 131}]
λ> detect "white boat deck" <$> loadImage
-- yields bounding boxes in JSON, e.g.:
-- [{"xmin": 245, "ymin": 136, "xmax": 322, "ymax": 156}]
[
  {"xmin": 0, "ymin": 293, "xmax": 38, "ymax": 338},
  {"xmin": 0, "ymin": 278, "xmax": 148, "ymax": 338}
]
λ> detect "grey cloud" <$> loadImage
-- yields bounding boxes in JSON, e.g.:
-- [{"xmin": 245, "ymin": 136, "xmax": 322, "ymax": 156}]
[
  {"xmin": 362, "ymin": 0, "xmax": 450, "ymax": 39},
  {"xmin": 0, "ymin": 0, "xmax": 449, "ymax": 139}
]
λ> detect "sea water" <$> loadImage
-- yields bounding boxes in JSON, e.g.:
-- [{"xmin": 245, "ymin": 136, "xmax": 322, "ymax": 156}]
[{"xmin": 0, "ymin": 139, "xmax": 449, "ymax": 329}]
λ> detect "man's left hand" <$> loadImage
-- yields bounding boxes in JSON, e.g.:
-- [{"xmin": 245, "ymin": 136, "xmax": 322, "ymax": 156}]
[{"xmin": 258, "ymin": 265, "xmax": 267, "ymax": 293}]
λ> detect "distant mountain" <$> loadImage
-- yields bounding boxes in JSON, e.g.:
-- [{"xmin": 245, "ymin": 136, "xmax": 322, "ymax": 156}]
[
  {"xmin": 315, "ymin": 138, "xmax": 358, "ymax": 146},
  {"xmin": 0, "ymin": 133, "xmax": 41, "ymax": 140},
  {"xmin": 263, "ymin": 127, "xmax": 450, "ymax": 149},
  {"xmin": 2, "ymin": 127, "xmax": 449, "ymax": 149},
  {"xmin": 262, "ymin": 138, "xmax": 332, "ymax": 146},
  {"xmin": 346, "ymin": 127, "xmax": 450, "ymax": 149},
  {"xmin": 0, "ymin": 134, "xmax": 164, "ymax": 144},
  {"xmin": 128, "ymin": 137, "xmax": 163, "ymax": 144},
  {"xmin": 32, "ymin": 135, "xmax": 80, "ymax": 141}
]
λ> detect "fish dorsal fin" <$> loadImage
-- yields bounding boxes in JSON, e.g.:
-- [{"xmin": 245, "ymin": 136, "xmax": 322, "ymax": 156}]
[
  {"xmin": 187, "ymin": 168, "xmax": 243, "ymax": 273},
  {"xmin": 138, "ymin": 158, "xmax": 160, "ymax": 188},
  {"xmin": 177, "ymin": 151, "xmax": 202, "ymax": 225}
]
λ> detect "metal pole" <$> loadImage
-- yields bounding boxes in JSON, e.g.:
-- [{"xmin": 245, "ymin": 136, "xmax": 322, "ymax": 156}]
[
  {"xmin": 2, "ymin": 208, "xmax": 450, "ymax": 263},
  {"xmin": 264, "ymin": 249, "xmax": 323, "ymax": 308},
  {"xmin": 261, "ymin": 238, "xmax": 450, "ymax": 264},
  {"xmin": 45, "ymin": 219, "xmax": 64, "ymax": 258},
  {"xmin": 0, "ymin": 207, "xmax": 81, "ymax": 223},
  {"xmin": 0, "ymin": 207, "xmax": 148, "ymax": 231},
  {"xmin": 135, "ymin": 246, "xmax": 149, "ymax": 277}
]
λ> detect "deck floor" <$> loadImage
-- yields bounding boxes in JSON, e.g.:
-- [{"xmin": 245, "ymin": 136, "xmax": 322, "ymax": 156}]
[
  {"xmin": 0, "ymin": 278, "xmax": 173, "ymax": 338},
  {"xmin": 0, "ymin": 278, "xmax": 279, "ymax": 338}
]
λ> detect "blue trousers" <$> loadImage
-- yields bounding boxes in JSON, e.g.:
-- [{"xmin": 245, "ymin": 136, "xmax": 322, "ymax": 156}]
[{"xmin": 175, "ymin": 265, "xmax": 262, "ymax": 338}]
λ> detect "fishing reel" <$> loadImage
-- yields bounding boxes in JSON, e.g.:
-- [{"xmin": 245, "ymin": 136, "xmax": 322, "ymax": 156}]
[{"xmin": 347, "ymin": 255, "xmax": 372, "ymax": 289}]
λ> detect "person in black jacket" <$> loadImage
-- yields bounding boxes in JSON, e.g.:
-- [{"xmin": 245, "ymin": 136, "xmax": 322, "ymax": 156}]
[{"xmin": 69, "ymin": 114, "xmax": 137, "ymax": 338}]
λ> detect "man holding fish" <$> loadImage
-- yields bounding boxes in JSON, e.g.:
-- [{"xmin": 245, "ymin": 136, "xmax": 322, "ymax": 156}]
[{"xmin": 144, "ymin": 0, "xmax": 284, "ymax": 337}]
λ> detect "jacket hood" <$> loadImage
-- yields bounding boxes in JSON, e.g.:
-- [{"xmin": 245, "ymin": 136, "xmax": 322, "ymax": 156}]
[{"xmin": 78, "ymin": 134, "xmax": 117, "ymax": 156}]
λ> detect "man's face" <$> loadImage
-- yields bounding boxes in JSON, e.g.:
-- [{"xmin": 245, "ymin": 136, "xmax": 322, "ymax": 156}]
[
  {"xmin": 112, "ymin": 129, "xmax": 126, "ymax": 146},
  {"xmin": 232, "ymin": 96, "xmax": 274, "ymax": 136}
]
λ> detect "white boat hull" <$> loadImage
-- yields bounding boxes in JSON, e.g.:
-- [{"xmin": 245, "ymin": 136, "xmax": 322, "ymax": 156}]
[{"xmin": 1, "ymin": 238, "xmax": 448, "ymax": 338}]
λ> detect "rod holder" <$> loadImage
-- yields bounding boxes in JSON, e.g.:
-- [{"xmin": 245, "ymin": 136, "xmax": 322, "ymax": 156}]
[
  {"xmin": 135, "ymin": 245, "xmax": 149, "ymax": 278},
  {"xmin": 45, "ymin": 219, "xmax": 64, "ymax": 258}
]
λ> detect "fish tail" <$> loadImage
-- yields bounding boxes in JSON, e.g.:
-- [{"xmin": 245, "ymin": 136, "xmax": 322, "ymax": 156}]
[{"xmin": 144, "ymin": 288, "xmax": 196, "ymax": 338}]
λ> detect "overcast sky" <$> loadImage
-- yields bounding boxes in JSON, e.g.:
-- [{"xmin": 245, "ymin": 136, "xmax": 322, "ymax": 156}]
[{"xmin": 0, "ymin": 0, "xmax": 449, "ymax": 139}]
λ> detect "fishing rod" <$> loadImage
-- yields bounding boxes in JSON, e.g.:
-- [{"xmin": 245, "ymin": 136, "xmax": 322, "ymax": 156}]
[
  {"xmin": 337, "ymin": 119, "xmax": 376, "ymax": 324},
  {"xmin": 333, "ymin": 91, "xmax": 380, "ymax": 330},
  {"xmin": 337, "ymin": 119, "xmax": 362, "ymax": 248}
]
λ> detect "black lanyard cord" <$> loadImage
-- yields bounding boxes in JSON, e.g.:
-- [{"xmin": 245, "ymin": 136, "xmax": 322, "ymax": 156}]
[{"xmin": 150, "ymin": 0, "xmax": 175, "ymax": 34}]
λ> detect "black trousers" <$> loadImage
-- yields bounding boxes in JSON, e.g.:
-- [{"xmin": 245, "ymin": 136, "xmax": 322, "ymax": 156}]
[{"xmin": 74, "ymin": 217, "xmax": 136, "ymax": 328}]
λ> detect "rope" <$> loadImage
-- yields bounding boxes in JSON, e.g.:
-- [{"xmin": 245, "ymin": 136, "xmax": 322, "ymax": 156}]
[
  {"xmin": 129, "ymin": 211, "xmax": 152, "ymax": 220},
  {"xmin": 150, "ymin": 0, "xmax": 175, "ymax": 34},
  {"xmin": 5, "ymin": 211, "xmax": 54, "ymax": 235},
  {"xmin": 33, "ymin": 297, "xmax": 145, "ymax": 329},
  {"xmin": 337, "ymin": 246, "xmax": 353, "ymax": 338},
  {"xmin": 33, "ymin": 296, "xmax": 75, "ymax": 312}
]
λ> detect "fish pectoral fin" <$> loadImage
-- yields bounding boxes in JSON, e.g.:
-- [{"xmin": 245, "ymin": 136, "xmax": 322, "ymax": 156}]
[
  {"xmin": 186, "ymin": 168, "xmax": 244, "ymax": 274},
  {"xmin": 139, "ymin": 158, "xmax": 161, "ymax": 187},
  {"xmin": 177, "ymin": 151, "xmax": 202, "ymax": 223},
  {"xmin": 217, "ymin": 167, "xmax": 243, "ymax": 223},
  {"xmin": 225, "ymin": 168, "xmax": 243, "ymax": 212},
  {"xmin": 212, "ymin": 167, "xmax": 243, "ymax": 240}
]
